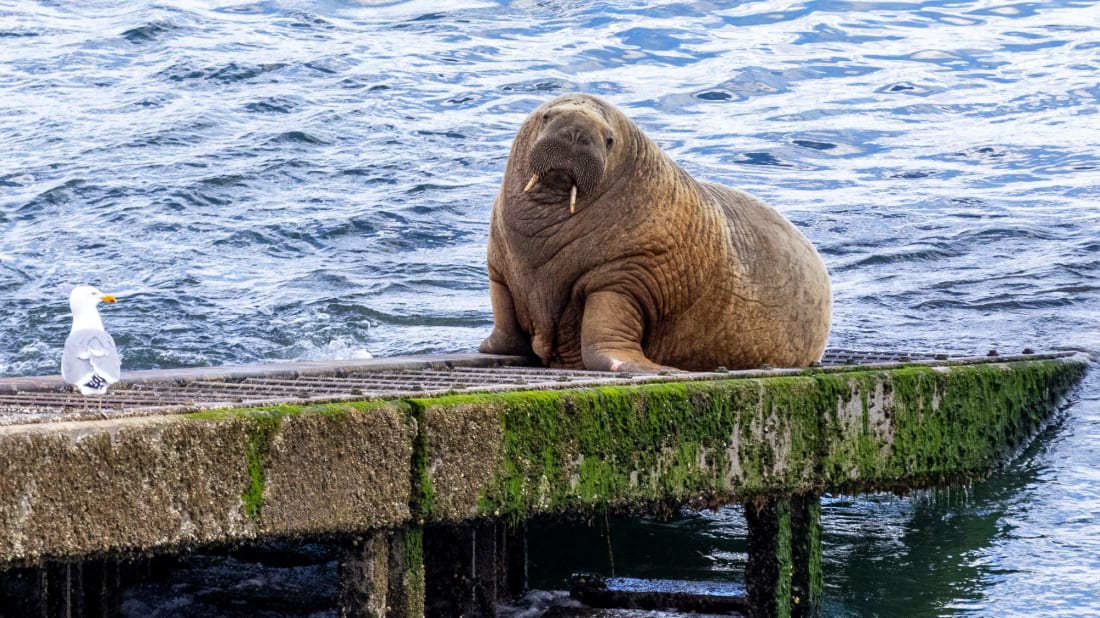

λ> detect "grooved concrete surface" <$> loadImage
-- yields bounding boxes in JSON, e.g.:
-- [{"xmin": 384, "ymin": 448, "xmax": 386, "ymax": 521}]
[{"xmin": 0, "ymin": 349, "xmax": 998, "ymax": 425}]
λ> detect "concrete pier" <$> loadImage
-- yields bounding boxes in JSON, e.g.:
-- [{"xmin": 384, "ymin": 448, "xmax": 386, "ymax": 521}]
[{"xmin": 0, "ymin": 350, "xmax": 1089, "ymax": 616}]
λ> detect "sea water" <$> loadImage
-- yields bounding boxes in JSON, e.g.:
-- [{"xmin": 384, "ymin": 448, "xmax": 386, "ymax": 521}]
[{"xmin": 2, "ymin": 1, "xmax": 1099, "ymax": 615}]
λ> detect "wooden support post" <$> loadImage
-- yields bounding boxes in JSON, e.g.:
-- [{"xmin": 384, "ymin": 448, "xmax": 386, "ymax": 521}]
[
  {"xmin": 744, "ymin": 494, "xmax": 822, "ymax": 618},
  {"xmin": 339, "ymin": 527, "xmax": 425, "ymax": 618}
]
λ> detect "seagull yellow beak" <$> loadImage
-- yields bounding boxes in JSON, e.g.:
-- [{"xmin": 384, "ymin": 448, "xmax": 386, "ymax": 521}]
[{"xmin": 101, "ymin": 295, "xmax": 116, "ymax": 303}]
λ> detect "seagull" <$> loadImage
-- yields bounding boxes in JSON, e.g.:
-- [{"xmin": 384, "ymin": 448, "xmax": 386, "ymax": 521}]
[{"xmin": 61, "ymin": 285, "xmax": 121, "ymax": 411}]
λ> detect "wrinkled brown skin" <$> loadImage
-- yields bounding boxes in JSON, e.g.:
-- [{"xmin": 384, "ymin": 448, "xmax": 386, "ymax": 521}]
[{"xmin": 479, "ymin": 94, "xmax": 832, "ymax": 373}]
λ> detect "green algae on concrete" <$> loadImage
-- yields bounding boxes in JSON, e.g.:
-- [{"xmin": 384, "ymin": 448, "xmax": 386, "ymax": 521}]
[
  {"xmin": 796, "ymin": 496, "xmax": 823, "ymax": 612},
  {"xmin": 0, "ymin": 416, "xmax": 254, "ymax": 565},
  {"xmin": 0, "ymin": 354, "xmax": 1088, "ymax": 618},
  {"xmin": 408, "ymin": 356, "xmax": 1087, "ymax": 524},
  {"xmin": 242, "ymin": 411, "xmax": 282, "ymax": 521},
  {"xmin": 0, "ymin": 398, "xmax": 419, "ymax": 566},
  {"xmin": 185, "ymin": 400, "xmax": 415, "ymax": 532},
  {"xmin": 744, "ymin": 494, "xmax": 823, "ymax": 618},
  {"xmin": 820, "ymin": 359, "xmax": 1088, "ymax": 493},
  {"xmin": 416, "ymin": 378, "xmax": 829, "ymax": 522},
  {"xmin": 338, "ymin": 526, "xmax": 425, "ymax": 618},
  {"xmin": 416, "ymin": 382, "xmax": 743, "ymax": 521},
  {"xmin": 402, "ymin": 526, "xmax": 425, "ymax": 618}
]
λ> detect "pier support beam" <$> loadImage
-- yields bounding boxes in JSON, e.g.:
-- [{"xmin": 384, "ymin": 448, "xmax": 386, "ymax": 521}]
[
  {"xmin": 744, "ymin": 494, "xmax": 822, "ymax": 618},
  {"xmin": 339, "ymin": 527, "xmax": 424, "ymax": 618}
]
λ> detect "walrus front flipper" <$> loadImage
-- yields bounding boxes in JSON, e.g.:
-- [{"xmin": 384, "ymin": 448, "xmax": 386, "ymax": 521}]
[
  {"xmin": 580, "ymin": 291, "xmax": 678, "ymax": 374},
  {"xmin": 479, "ymin": 279, "xmax": 535, "ymax": 358}
]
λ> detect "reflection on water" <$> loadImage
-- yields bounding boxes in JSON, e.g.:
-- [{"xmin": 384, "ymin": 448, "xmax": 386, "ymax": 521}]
[{"xmin": 3, "ymin": 0, "xmax": 1099, "ymax": 615}]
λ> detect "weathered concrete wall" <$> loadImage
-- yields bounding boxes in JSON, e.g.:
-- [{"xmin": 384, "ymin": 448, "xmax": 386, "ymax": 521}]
[
  {"xmin": 0, "ymin": 355, "xmax": 1088, "ymax": 567},
  {"xmin": 417, "ymin": 357, "xmax": 1088, "ymax": 522},
  {"xmin": 0, "ymin": 401, "xmax": 414, "ymax": 566}
]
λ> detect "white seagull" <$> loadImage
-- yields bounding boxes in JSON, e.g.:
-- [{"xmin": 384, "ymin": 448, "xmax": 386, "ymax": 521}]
[{"xmin": 62, "ymin": 285, "xmax": 121, "ymax": 408}]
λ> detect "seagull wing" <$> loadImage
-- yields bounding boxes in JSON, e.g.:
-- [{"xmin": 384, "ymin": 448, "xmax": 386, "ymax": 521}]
[{"xmin": 63, "ymin": 328, "xmax": 121, "ymax": 389}]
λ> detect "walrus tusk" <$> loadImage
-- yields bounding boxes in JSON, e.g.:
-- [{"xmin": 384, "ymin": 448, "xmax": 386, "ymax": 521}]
[
  {"xmin": 570, "ymin": 184, "xmax": 577, "ymax": 214},
  {"xmin": 523, "ymin": 174, "xmax": 538, "ymax": 193}
]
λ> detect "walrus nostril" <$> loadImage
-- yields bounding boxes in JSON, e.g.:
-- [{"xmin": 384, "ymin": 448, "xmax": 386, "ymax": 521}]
[{"xmin": 555, "ymin": 126, "xmax": 590, "ymax": 146}]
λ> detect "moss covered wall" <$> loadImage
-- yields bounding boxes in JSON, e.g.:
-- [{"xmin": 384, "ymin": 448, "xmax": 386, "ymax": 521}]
[
  {"xmin": 413, "ymin": 357, "xmax": 1087, "ymax": 522},
  {"xmin": 820, "ymin": 360, "xmax": 1087, "ymax": 493}
]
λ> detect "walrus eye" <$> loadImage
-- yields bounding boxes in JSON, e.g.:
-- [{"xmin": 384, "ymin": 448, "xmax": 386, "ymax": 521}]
[
  {"xmin": 605, "ymin": 135, "xmax": 614, "ymax": 147},
  {"xmin": 542, "ymin": 112, "xmax": 550, "ymax": 122}
]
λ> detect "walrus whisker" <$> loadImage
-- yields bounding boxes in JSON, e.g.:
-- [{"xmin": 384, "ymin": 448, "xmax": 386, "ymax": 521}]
[
  {"xmin": 570, "ymin": 184, "xmax": 577, "ymax": 214},
  {"xmin": 524, "ymin": 174, "xmax": 538, "ymax": 193}
]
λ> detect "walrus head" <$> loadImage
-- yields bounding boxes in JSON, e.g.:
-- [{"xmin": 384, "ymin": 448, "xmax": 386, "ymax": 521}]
[{"xmin": 522, "ymin": 96, "xmax": 618, "ymax": 214}]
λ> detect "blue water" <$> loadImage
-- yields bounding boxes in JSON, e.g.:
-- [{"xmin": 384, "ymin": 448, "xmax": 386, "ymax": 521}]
[{"xmin": 2, "ymin": 0, "xmax": 1099, "ymax": 615}]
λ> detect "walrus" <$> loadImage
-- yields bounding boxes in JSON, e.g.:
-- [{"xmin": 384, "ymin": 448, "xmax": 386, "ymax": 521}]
[{"xmin": 479, "ymin": 93, "xmax": 831, "ymax": 373}]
